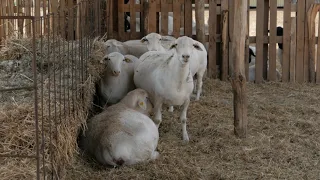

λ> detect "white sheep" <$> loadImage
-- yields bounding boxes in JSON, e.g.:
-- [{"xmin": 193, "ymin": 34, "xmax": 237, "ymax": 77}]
[
  {"xmin": 140, "ymin": 33, "xmax": 176, "ymax": 112},
  {"xmin": 134, "ymin": 36, "xmax": 203, "ymax": 142},
  {"xmin": 140, "ymin": 33, "xmax": 176, "ymax": 52},
  {"xmin": 98, "ymin": 52, "xmax": 139, "ymax": 105},
  {"xmin": 104, "ymin": 39, "xmax": 148, "ymax": 58},
  {"xmin": 140, "ymin": 33, "xmax": 207, "ymax": 110},
  {"xmin": 81, "ymin": 88, "xmax": 159, "ymax": 167}
]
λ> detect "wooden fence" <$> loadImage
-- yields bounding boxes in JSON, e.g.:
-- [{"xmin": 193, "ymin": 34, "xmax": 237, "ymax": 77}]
[
  {"xmin": 0, "ymin": 0, "xmax": 106, "ymax": 43},
  {"xmin": 2, "ymin": 0, "xmax": 320, "ymax": 83}
]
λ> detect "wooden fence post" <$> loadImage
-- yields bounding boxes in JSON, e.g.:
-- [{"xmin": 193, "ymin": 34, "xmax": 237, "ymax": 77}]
[
  {"xmin": 290, "ymin": 17, "xmax": 297, "ymax": 82},
  {"xmin": 195, "ymin": 0, "xmax": 205, "ymax": 44},
  {"xmin": 208, "ymin": 0, "xmax": 217, "ymax": 78},
  {"xmin": 231, "ymin": 0, "xmax": 248, "ymax": 138}
]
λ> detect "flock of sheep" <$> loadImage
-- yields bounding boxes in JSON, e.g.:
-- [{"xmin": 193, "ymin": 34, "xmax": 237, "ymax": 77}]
[
  {"xmin": 79, "ymin": 32, "xmax": 207, "ymax": 167},
  {"xmin": 78, "ymin": 1, "xmax": 286, "ymax": 167}
]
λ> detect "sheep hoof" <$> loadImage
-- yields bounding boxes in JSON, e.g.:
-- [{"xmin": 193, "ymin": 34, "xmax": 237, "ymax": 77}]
[{"xmin": 183, "ymin": 134, "xmax": 189, "ymax": 143}]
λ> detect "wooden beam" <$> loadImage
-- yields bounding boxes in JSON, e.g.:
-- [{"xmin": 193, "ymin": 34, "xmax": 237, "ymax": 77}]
[
  {"xmin": 269, "ymin": 0, "xmax": 277, "ymax": 81},
  {"xmin": 290, "ymin": 17, "xmax": 297, "ymax": 82},
  {"xmin": 195, "ymin": 0, "xmax": 205, "ymax": 45},
  {"xmin": 231, "ymin": 0, "xmax": 248, "ymax": 138},
  {"xmin": 296, "ymin": 0, "xmax": 305, "ymax": 83},
  {"xmin": 208, "ymin": 0, "xmax": 217, "ymax": 78}
]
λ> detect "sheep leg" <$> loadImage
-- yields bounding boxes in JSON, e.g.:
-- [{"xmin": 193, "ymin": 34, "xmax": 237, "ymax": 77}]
[
  {"xmin": 153, "ymin": 100, "xmax": 163, "ymax": 128},
  {"xmin": 195, "ymin": 72, "xmax": 204, "ymax": 101},
  {"xmin": 168, "ymin": 105, "xmax": 174, "ymax": 112},
  {"xmin": 193, "ymin": 74, "xmax": 197, "ymax": 94},
  {"xmin": 180, "ymin": 98, "xmax": 190, "ymax": 142}
]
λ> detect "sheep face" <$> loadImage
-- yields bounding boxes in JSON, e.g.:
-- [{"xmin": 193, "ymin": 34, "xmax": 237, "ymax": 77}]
[
  {"xmin": 121, "ymin": 88, "xmax": 153, "ymax": 116},
  {"xmin": 170, "ymin": 36, "xmax": 203, "ymax": 65},
  {"xmin": 100, "ymin": 52, "xmax": 133, "ymax": 76},
  {"xmin": 141, "ymin": 33, "xmax": 163, "ymax": 51}
]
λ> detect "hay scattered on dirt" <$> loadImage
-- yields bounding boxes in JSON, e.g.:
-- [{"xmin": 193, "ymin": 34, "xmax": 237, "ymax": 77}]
[
  {"xmin": 0, "ymin": 35, "xmax": 107, "ymax": 179},
  {"xmin": 65, "ymin": 79, "xmax": 320, "ymax": 180}
]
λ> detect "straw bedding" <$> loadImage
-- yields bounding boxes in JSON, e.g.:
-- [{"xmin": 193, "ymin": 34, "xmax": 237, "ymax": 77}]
[
  {"xmin": 65, "ymin": 79, "xmax": 320, "ymax": 179},
  {"xmin": 0, "ymin": 36, "xmax": 106, "ymax": 179}
]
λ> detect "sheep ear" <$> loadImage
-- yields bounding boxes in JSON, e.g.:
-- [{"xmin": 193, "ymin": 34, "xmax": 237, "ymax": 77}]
[
  {"xmin": 170, "ymin": 43, "xmax": 177, "ymax": 49},
  {"xmin": 124, "ymin": 57, "xmax": 133, "ymax": 63},
  {"xmin": 138, "ymin": 100, "xmax": 147, "ymax": 110},
  {"xmin": 193, "ymin": 44, "xmax": 203, "ymax": 51},
  {"xmin": 141, "ymin": 37, "xmax": 148, "ymax": 43}
]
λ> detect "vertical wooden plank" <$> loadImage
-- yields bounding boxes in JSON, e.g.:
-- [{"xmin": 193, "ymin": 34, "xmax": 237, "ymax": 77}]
[
  {"xmin": 208, "ymin": 0, "xmax": 217, "ymax": 78},
  {"xmin": 60, "ymin": 0, "xmax": 66, "ymax": 38},
  {"xmin": 130, "ymin": 0, "xmax": 136, "ymax": 38},
  {"xmin": 269, "ymin": 0, "xmax": 277, "ymax": 81},
  {"xmin": 51, "ymin": 0, "xmax": 58, "ymax": 34},
  {"xmin": 290, "ymin": 17, "xmax": 297, "ymax": 82},
  {"xmin": 180, "ymin": 0, "xmax": 184, "ymax": 35},
  {"xmin": 8, "ymin": 0, "xmax": 14, "ymax": 36},
  {"xmin": 160, "ymin": 0, "xmax": 168, "ymax": 35},
  {"xmin": 228, "ymin": 0, "xmax": 234, "ymax": 76},
  {"xmin": 147, "ymin": 0, "xmax": 157, "ymax": 34},
  {"xmin": 317, "ymin": 13, "xmax": 320, "ymax": 83},
  {"xmin": 107, "ymin": 0, "xmax": 114, "ymax": 39},
  {"xmin": 43, "ymin": 0, "xmax": 47, "ymax": 34},
  {"xmin": 296, "ymin": 0, "xmax": 305, "ymax": 83},
  {"xmin": 35, "ymin": 0, "xmax": 40, "ymax": 34},
  {"xmin": 262, "ymin": 0, "xmax": 269, "ymax": 80},
  {"xmin": 221, "ymin": 0, "xmax": 228, "ymax": 80},
  {"xmin": 173, "ymin": 0, "xmax": 181, "ymax": 38},
  {"xmin": 76, "ymin": 0, "xmax": 80, "ymax": 39},
  {"xmin": 307, "ymin": 4, "xmax": 318, "ymax": 83},
  {"xmin": 17, "ymin": 0, "xmax": 24, "ymax": 36},
  {"xmin": 67, "ymin": 0, "xmax": 73, "ymax": 39},
  {"xmin": 303, "ymin": 0, "xmax": 314, "ymax": 82},
  {"xmin": 245, "ymin": 0, "xmax": 249, "ymax": 79},
  {"xmin": 255, "ymin": 0, "xmax": 265, "ymax": 83},
  {"xmin": 0, "ymin": 2, "xmax": 3, "ymax": 45},
  {"xmin": 25, "ymin": 0, "xmax": 31, "ymax": 37},
  {"xmin": 195, "ymin": 0, "xmax": 205, "ymax": 44},
  {"xmin": 184, "ymin": 0, "xmax": 192, "ymax": 37},
  {"xmin": 118, "ymin": 1, "xmax": 125, "ymax": 41}
]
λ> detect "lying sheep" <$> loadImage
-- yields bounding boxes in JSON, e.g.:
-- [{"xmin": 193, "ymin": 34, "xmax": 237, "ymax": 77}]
[
  {"xmin": 104, "ymin": 39, "xmax": 148, "ymax": 58},
  {"xmin": 98, "ymin": 52, "xmax": 139, "ymax": 105},
  {"xmin": 81, "ymin": 88, "xmax": 159, "ymax": 167},
  {"xmin": 134, "ymin": 36, "xmax": 202, "ymax": 142}
]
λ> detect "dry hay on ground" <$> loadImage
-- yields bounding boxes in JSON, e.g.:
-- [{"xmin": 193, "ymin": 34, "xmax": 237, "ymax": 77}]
[
  {"xmin": 0, "ymin": 36, "xmax": 107, "ymax": 179},
  {"xmin": 66, "ymin": 78, "xmax": 320, "ymax": 180}
]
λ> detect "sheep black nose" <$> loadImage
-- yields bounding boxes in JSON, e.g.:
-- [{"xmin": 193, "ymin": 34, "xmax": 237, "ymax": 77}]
[{"xmin": 182, "ymin": 54, "xmax": 190, "ymax": 59}]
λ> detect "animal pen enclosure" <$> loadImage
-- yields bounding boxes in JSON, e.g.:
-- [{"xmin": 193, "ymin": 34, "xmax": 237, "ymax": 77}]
[
  {"xmin": 0, "ymin": 0, "xmax": 320, "ymax": 179},
  {"xmin": 109, "ymin": 0, "xmax": 320, "ymax": 83}
]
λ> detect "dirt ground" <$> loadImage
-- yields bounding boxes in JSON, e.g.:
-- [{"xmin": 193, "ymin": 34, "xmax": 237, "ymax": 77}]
[{"xmin": 66, "ymin": 78, "xmax": 320, "ymax": 180}]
